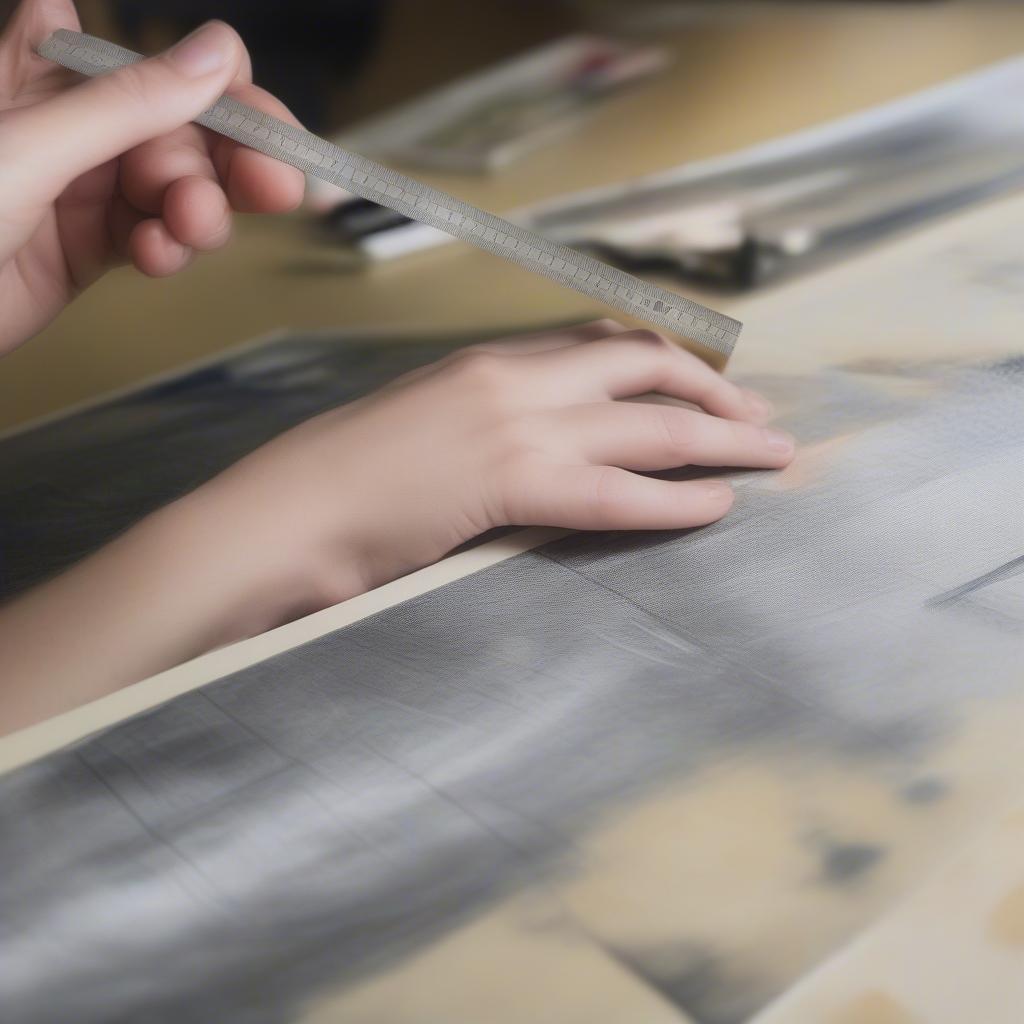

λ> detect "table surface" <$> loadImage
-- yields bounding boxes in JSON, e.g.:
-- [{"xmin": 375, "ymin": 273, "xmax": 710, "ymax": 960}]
[{"xmin": 4, "ymin": 1, "xmax": 1024, "ymax": 431}]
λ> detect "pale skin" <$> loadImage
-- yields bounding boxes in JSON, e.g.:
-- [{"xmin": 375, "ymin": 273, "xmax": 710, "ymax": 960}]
[{"xmin": 0, "ymin": 0, "xmax": 795, "ymax": 734}]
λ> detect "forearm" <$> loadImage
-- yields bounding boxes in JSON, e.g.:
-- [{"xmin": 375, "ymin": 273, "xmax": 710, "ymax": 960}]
[{"xmin": 0, "ymin": 487, "xmax": 317, "ymax": 735}]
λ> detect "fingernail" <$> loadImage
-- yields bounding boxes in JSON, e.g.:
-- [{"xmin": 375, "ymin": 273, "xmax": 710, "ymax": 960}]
[
  {"xmin": 168, "ymin": 21, "xmax": 233, "ymax": 78},
  {"xmin": 743, "ymin": 388, "xmax": 774, "ymax": 421},
  {"xmin": 762, "ymin": 427, "xmax": 795, "ymax": 454}
]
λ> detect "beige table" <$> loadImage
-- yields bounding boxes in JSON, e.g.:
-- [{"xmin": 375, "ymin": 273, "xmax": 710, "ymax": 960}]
[{"xmin": 4, "ymin": 1, "xmax": 1024, "ymax": 431}]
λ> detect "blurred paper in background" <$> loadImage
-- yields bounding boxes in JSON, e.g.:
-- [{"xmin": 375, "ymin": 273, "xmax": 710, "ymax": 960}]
[
  {"xmin": 329, "ymin": 53, "xmax": 1024, "ymax": 283},
  {"xmin": 331, "ymin": 35, "xmax": 669, "ymax": 175}
]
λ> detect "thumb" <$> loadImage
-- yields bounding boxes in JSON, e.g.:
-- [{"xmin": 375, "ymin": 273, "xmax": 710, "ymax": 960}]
[{"xmin": 11, "ymin": 22, "xmax": 244, "ymax": 201}]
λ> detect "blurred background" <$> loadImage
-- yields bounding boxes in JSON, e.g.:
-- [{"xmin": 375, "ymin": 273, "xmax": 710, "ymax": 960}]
[
  {"xmin": 2, "ymin": 0, "xmax": 1024, "ymax": 430},
  {"xmin": 0, "ymin": 0, "xmax": 973, "ymax": 134}
]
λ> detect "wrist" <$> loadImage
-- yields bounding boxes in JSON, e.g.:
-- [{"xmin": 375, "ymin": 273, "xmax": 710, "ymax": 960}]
[{"xmin": 166, "ymin": 477, "xmax": 371, "ymax": 644}]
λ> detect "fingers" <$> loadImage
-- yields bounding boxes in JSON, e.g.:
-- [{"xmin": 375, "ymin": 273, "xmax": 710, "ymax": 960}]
[
  {"xmin": 550, "ymin": 402, "xmax": 795, "ymax": 471},
  {"xmin": 452, "ymin": 325, "xmax": 791, "ymax": 534},
  {"xmin": 129, "ymin": 217, "xmax": 194, "ymax": 277},
  {"xmin": 511, "ymin": 464, "xmax": 735, "ymax": 531},
  {"xmin": 162, "ymin": 175, "xmax": 232, "ymax": 251},
  {"xmin": 118, "ymin": 88, "xmax": 300, "ymax": 263},
  {"xmin": 119, "ymin": 124, "xmax": 219, "ymax": 214},
  {"xmin": 116, "ymin": 44, "xmax": 256, "ymax": 215},
  {"xmin": 531, "ymin": 330, "xmax": 772, "ymax": 424},
  {"xmin": 0, "ymin": 0, "xmax": 80, "ymax": 96},
  {"xmin": 6, "ymin": 21, "xmax": 244, "ymax": 203},
  {"xmin": 108, "ymin": 193, "xmax": 145, "ymax": 261},
  {"xmin": 210, "ymin": 82, "xmax": 305, "ymax": 213}
]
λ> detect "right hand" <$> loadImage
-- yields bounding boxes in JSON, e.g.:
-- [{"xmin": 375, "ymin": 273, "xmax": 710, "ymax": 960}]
[{"xmin": 0, "ymin": 0, "xmax": 305, "ymax": 355}]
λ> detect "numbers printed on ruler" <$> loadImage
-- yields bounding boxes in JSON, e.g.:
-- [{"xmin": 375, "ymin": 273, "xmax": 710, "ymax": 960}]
[{"xmin": 38, "ymin": 29, "xmax": 741, "ymax": 356}]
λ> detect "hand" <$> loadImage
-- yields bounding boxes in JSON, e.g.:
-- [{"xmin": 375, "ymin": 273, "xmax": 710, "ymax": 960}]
[
  {"xmin": 195, "ymin": 321, "xmax": 795, "ymax": 615},
  {"xmin": 0, "ymin": 322, "xmax": 794, "ymax": 732},
  {"xmin": 0, "ymin": 0, "xmax": 304, "ymax": 354}
]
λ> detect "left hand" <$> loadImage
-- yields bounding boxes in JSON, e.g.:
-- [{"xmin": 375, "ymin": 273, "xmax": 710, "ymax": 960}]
[{"xmin": 0, "ymin": 321, "xmax": 792, "ymax": 734}]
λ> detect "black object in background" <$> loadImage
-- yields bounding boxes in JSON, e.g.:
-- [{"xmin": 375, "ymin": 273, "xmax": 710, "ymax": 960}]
[{"xmin": 113, "ymin": 0, "xmax": 387, "ymax": 131}]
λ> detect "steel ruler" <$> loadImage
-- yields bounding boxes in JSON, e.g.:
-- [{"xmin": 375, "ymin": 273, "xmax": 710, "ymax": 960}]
[{"xmin": 38, "ymin": 29, "xmax": 740, "ymax": 358}]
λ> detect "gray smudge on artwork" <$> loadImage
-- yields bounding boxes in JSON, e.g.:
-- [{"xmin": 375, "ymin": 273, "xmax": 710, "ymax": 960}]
[
  {"xmin": 2, "ymin": 340, "xmax": 1024, "ymax": 1024},
  {"xmin": 900, "ymin": 776, "xmax": 949, "ymax": 804},
  {"xmin": 819, "ymin": 841, "xmax": 885, "ymax": 885}
]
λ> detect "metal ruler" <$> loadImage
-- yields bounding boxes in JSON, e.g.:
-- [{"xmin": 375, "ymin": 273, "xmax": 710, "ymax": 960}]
[{"xmin": 38, "ymin": 29, "xmax": 741, "ymax": 358}]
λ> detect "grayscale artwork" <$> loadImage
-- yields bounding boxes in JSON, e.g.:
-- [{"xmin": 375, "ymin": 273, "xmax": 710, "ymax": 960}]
[{"xmin": 2, "ymin": 330, "xmax": 1023, "ymax": 1023}]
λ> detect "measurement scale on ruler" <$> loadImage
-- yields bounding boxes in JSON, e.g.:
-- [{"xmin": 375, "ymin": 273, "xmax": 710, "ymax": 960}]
[{"xmin": 39, "ymin": 29, "xmax": 741, "ymax": 361}]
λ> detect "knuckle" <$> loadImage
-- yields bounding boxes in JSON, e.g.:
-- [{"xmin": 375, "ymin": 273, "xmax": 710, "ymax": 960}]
[
  {"xmin": 692, "ymin": 376, "xmax": 727, "ymax": 409},
  {"xmin": 588, "ymin": 466, "xmax": 630, "ymax": 519},
  {"xmin": 727, "ymin": 418, "xmax": 757, "ymax": 446},
  {"xmin": 449, "ymin": 350, "xmax": 509, "ymax": 388},
  {"xmin": 431, "ymin": 349, "xmax": 469, "ymax": 371},
  {"xmin": 446, "ymin": 351, "xmax": 526, "ymax": 415},
  {"xmin": 653, "ymin": 407, "xmax": 698, "ymax": 451},
  {"xmin": 455, "ymin": 342, "xmax": 490, "ymax": 357}
]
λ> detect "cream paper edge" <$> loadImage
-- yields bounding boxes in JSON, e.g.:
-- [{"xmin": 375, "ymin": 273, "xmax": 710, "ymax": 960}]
[{"xmin": 0, "ymin": 527, "xmax": 566, "ymax": 775}]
